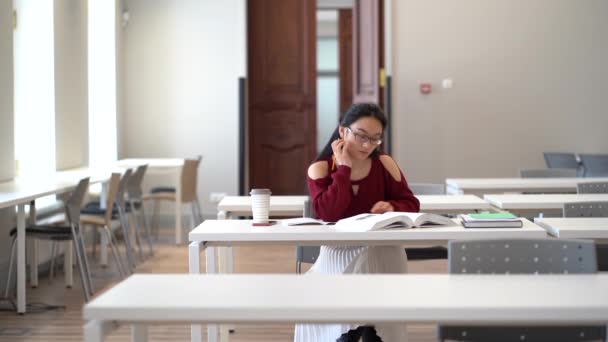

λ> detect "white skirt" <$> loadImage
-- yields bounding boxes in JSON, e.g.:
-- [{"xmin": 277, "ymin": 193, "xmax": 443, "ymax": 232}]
[{"xmin": 294, "ymin": 245, "xmax": 408, "ymax": 342}]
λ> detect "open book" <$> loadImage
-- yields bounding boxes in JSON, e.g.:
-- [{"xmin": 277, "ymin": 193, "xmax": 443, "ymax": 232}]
[
  {"xmin": 281, "ymin": 217, "xmax": 335, "ymax": 226},
  {"xmin": 334, "ymin": 212, "xmax": 453, "ymax": 232}
]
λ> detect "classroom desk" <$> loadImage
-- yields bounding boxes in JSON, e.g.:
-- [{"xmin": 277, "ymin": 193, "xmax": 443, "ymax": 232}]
[
  {"xmin": 217, "ymin": 194, "xmax": 491, "ymax": 219},
  {"xmin": 116, "ymin": 158, "xmax": 185, "ymax": 244},
  {"xmin": 534, "ymin": 218, "xmax": 608, "ymax": 243},
  {"xmin": 188, "ymin": 219, "xmax": 547, "ymax": 342},
  {"xmin": 483, "ymin": 194, "xmax": 608, "ymax": 218},
  {"xmin": 217, "ymin": 195, "xmax": 309, "ymax": 219},
  {"xmin": 446, "ymin": 177, "xmax": 608, "ymax": 196},
  {"xmin": 82, "ymin": 273, "xmax": 608, "ymax": 342},
  {"xmin": 0, "ymin": 168, "xmax": 109, "ymax": 314}
]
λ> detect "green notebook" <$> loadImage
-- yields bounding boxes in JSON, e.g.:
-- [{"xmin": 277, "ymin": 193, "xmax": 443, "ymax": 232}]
[
  {"xmin": 466, "ymin": 212, "xmax": 517, "ymax": 220},
  {"xmin": 460, "ymin": 212, "xmax": 522, "ymax": 228}
]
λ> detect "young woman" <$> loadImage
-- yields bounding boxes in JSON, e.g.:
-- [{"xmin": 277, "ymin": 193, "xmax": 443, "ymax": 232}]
[{"xmin": 294, "ymin": 103, "xmax": 420, "ymax": 342}]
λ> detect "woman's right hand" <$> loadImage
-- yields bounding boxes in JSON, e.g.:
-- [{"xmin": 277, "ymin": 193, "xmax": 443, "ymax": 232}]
[{"xmin": 331, "ymin": 138, "xmax": 353, "ymax": 168}]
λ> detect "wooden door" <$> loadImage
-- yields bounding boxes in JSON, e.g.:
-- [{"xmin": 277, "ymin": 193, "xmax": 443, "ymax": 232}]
[
  {"xmin": 247, "ymin": 0, "xmax": 317, "ymax": 195},
  {"xmin": 352, "ymin": 0, "xmax": 384, "ymax": 107},
  {"xmin": 338, "ymin": 9, "xmax": 353, "ymax": 115}
]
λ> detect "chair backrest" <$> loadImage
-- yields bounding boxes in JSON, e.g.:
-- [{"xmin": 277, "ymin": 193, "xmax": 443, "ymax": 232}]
[
  {"xmin": 181, "ymin": 159, "xmax": 199, "ymax": 202},
  {"xmin": 64, "ymin": 177, "xmax": 90, "ymax": 226},
  {"xmin": 115, "ymin": 169, "xmax": 132, "ymax": 208},
  {"xmin": 543, "ymin": 152, "xmax": 579, "ymax": 169},
  {"xmin": 563, "ymin": 201, "xmax": 608, "ymax": 218},
  {"xmin": 448, "ymin": 238, "xmax": 597, "ymax": 274},
  {"xmin": 579, "ymin": 154, "xmax": 608, "ymax": 177},
  {"xmin": 409, "ymin": 183, "xmax": 446, "ymax": 195},
  {"xmin": 519, "ymin": 168, "xmax": 577, "ymax": 178},
  {"xmin": 577, "ymin": 182, "xmax": 608, "ymax": 194},
  {"xmin": 127, "ymin": 164, "xmax": 148, "ymax": 200},
  {"xmin": 104, "ymin": 173, "xmax": 122, "ymax": 225}
]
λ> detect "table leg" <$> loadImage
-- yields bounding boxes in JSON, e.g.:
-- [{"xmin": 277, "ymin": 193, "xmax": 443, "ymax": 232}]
[
  {"xmin": 189, "ymin": 241, "xmax": 208, "ymax": 342},
  {"xmin": 17, "ymin": 203, "xmax": 26, "ymax": 314},
  {"xmin": 83, "ymin": 320, "xmax": 113, "ymax": 342},
  {"xmin": 175, "ymin": 167, "xmax": 182, "ymax": 244},
  {"xmin": 64, "ymin": 243, "xmax": 73, "ymax": 287},
  {"xmin": 131, "ymin": 323, "xmax": 148, "ymax": 342}
]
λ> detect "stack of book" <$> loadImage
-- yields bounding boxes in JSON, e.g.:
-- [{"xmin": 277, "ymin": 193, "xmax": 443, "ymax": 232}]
[{"xmin": 460, "ymin": 212, "xmax": 523, "ymax": 228}]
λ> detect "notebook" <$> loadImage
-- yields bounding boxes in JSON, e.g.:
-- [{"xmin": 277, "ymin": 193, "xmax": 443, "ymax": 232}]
[{"xmin": 460, "ymin": 212, "xmax": 523, "ymax": 228}]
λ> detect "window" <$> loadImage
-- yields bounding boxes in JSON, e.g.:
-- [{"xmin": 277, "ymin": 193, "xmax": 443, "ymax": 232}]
[
  {"xmin": 88, "ymin": 0, "xmax": 117, "ymax": 168},
  {"xmin": 13, "ymin": 0, "xmax": 56, "ymax": 178}
]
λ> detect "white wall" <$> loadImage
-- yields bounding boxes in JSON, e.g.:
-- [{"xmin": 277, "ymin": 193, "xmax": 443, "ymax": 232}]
[
  {"xmin": 391, "ymin": 0, "xmax": 608, "ymax": 182},
  {"xmin": 54, "ymin": 0, "xmax": 89, "ymax": 170},
  {"xmin": 0, "ymin": 0, "xmax": 14, "ymax": 182},
  {"xmin": 120, "ymin": 0, "xmax": 245, "ymax": 217}
]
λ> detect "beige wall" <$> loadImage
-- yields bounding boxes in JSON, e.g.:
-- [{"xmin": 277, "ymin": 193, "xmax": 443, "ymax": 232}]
[
  {"xmin": 0, "ymin": 1, "xmax": 14, "ymax": 182},
  {"xmin": 120, "ymin": 0, "xmax": 245, "ymax": 216},
  {"xmin": 54, "ymin": 0, "xmax": 89, "ymax": 170},
  {"xmin": 391, "ymin": 0, "xmax": 608, "ymax": 182}
]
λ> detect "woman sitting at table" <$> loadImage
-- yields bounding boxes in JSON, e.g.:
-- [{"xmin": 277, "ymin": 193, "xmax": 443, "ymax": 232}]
[{"xmin": 294, "ymin": 103, "xmax": 420, "ymax": 342}]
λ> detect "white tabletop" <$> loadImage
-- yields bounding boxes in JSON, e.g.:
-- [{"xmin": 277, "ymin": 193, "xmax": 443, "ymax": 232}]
[
  {"xmin": 218, "ymin": 196, "xmax": 309, "ymax": 214},
  {"xmin": 484, "ymin": 194, "xmax": 608, "ymax": 210},
  {"xmin": 189, "ymin": 219, "xmax": 547, "ymax": 245},
  {"xmin": 446, "ymin": 177, "xmax": 608, "ymax": 194},
  {"xmin": 83, "ymin": 273, "xmax": 608, "ymax": 324},
  {"xmin": 417, "ymin": 194, "xmax": 491, "ymax": 211},
  {"xmin": 534, "ymin": 218, "xmax": 608, "ymax": 239}
]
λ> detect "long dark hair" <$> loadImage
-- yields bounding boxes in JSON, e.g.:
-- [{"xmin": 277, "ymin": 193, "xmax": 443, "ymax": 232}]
[{"xmin": 316, "ymin": 103, "xmax": 387, "ymax": 161}]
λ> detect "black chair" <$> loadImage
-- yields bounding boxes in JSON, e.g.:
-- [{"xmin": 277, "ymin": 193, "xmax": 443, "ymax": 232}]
[
  {"xmin": 295, "ymin": 199, "xmax": 320, "ymax": 273},
  {"xmin": 579, "ymin": 154, "xmax": 608, "ymax": 177},
  {"xmin": 438, "ymin": 238, "xmax": 605, "ymax": 342},
  {"xmin": 405, "ymin": 183, "xmax": 448, "ymax": 260},
  {"xmin": 4, "ymin": 178, "xmax": 94, "ymax": 302},
  {"xmin": 563, "ymin": 201, "xmax": 608, "ymax": 271}
]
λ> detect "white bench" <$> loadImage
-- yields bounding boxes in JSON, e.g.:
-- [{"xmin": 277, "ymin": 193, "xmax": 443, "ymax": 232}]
[{"xmin": 83, "ymin": 274, "xmax": 608, "ymax": 342}]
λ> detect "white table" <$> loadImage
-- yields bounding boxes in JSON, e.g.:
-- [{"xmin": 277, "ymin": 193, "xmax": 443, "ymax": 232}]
[
  {"xmin": 83, "ymin": 273, "xmax": 608, "ymax": 342},
  {"xmin": 417, "ymin": 194, "xmax": 491, "ymax": 214},
  {"xmin": 117, "ymin": 158, "xmax": 185, "ymax": 244},
  {"xmin": 484, "ymin": 194, "xmax": 608, "ymax": 218},
  {"xmin": 217, "ymin": 195, "xmax": 491, "ymax": 218},
  {"xmin": 534, "ymin": 218, "xmax": 608, "ymax": 243},
  {"xmin": 217, "ymin": 195, "xmax": 309, "ymax": 219},
  {"xmin": 188, "ymin": 219, "xmax": 547, "ymax": 342},
  {"xmin": 0, "ymin": 168, "xmax": 110, "ymax": 314},
  {"xmin": 446, "ymin": 177, "xmax": 608, "ymax": 196}
]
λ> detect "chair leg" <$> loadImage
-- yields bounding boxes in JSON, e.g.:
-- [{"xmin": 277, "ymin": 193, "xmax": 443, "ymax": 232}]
[
  {"xmin": 76, "ymin": 223, "xmax": 95, "ymax": 296},
  {"xmin": 118, "ymin": 208, "xmax": 137, "ymax": 273},
  {"xmin": 296, "ymin": 261, "xmax": 301, "ymax": 274},
  {"xmin": 130, "ymin": 202, "xmax": 144, "ymax": 260},
  {"xmin": 49, "ymin": 241, "xmax": 58, "ymax": 281},
  {"xmin": 152, "ymin": 199, "xmax": 160, "ymax": 241},
  {"xmin": 194, "ymin": 197, "xmax": 204, "ymax": 224},
  {"xmin": 70, "ymin": 224, "xmax": 91, "ymax": 302},
  {"xmin": 103, "ymin": 226, "xmax": 127, "ymax": 278},
  {"xmin": 138, "ymin": 204, "xmax": 154, "ymax": 256},
  {"xmin": 4, "ymin": 237, "xmax": 17, "ymax": 298},
  {"xmin": 191, "ymin": 203, "xmax": 198, "ymax": 230}
]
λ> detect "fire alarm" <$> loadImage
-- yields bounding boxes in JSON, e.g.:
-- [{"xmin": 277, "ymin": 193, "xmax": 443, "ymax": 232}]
[{"xmin": 420, "ymin": 83, "xmax": 432, "ymax": 94}]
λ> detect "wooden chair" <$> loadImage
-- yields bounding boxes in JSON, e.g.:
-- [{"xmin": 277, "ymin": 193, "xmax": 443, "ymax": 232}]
[
  {"xmin": 145, "ymin": 159, "xmax": 203, "ymax": 240},
  {"xmin": 80, "ymin": 173, "xmax": 129, "ymax": 277}
]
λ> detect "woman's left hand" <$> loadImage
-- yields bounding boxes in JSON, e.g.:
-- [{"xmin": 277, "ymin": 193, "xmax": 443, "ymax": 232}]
[{"xmin": 370, "ymin": 201, "xmax": 394, "ymax": 214}]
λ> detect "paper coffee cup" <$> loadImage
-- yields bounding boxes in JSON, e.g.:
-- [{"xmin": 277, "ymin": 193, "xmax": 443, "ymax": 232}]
[{"xmin": 250, "ymin": 189, "xmax": 271, "ymax": 223}]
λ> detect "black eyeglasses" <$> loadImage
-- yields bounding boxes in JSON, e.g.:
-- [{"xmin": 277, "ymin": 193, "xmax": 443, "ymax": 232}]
[{"xmin": 345, "ymin": 127, "xmax": 382, "ymax": 146}]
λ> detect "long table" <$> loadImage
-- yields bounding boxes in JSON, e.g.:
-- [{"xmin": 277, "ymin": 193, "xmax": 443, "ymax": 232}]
[
  {"xmin": 483, "ymin": 194, "xmax": 608, "ymax": 218},
  {"xmin": 446, "ymin": 177, "xmax": 608, "ymax": 196},
  {"xmin": 217, "ymin": 194, "xmax": 491, "ymax": 219},
  {"xmin": 534, "ymin": 218, "xmax": 608, "ymax": 243},
  {"xmin": 188, "ymin": 219, "xmax": 547, "ymax": 342},
  {"xmin": 82, "ymin": 273, "xmax": 608, "ymax": 342}
]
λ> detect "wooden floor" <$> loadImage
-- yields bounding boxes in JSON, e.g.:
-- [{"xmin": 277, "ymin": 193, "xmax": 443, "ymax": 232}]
[{"xmin": 0, "ymin": 228, "xmax": 446, "ymax": 341}]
